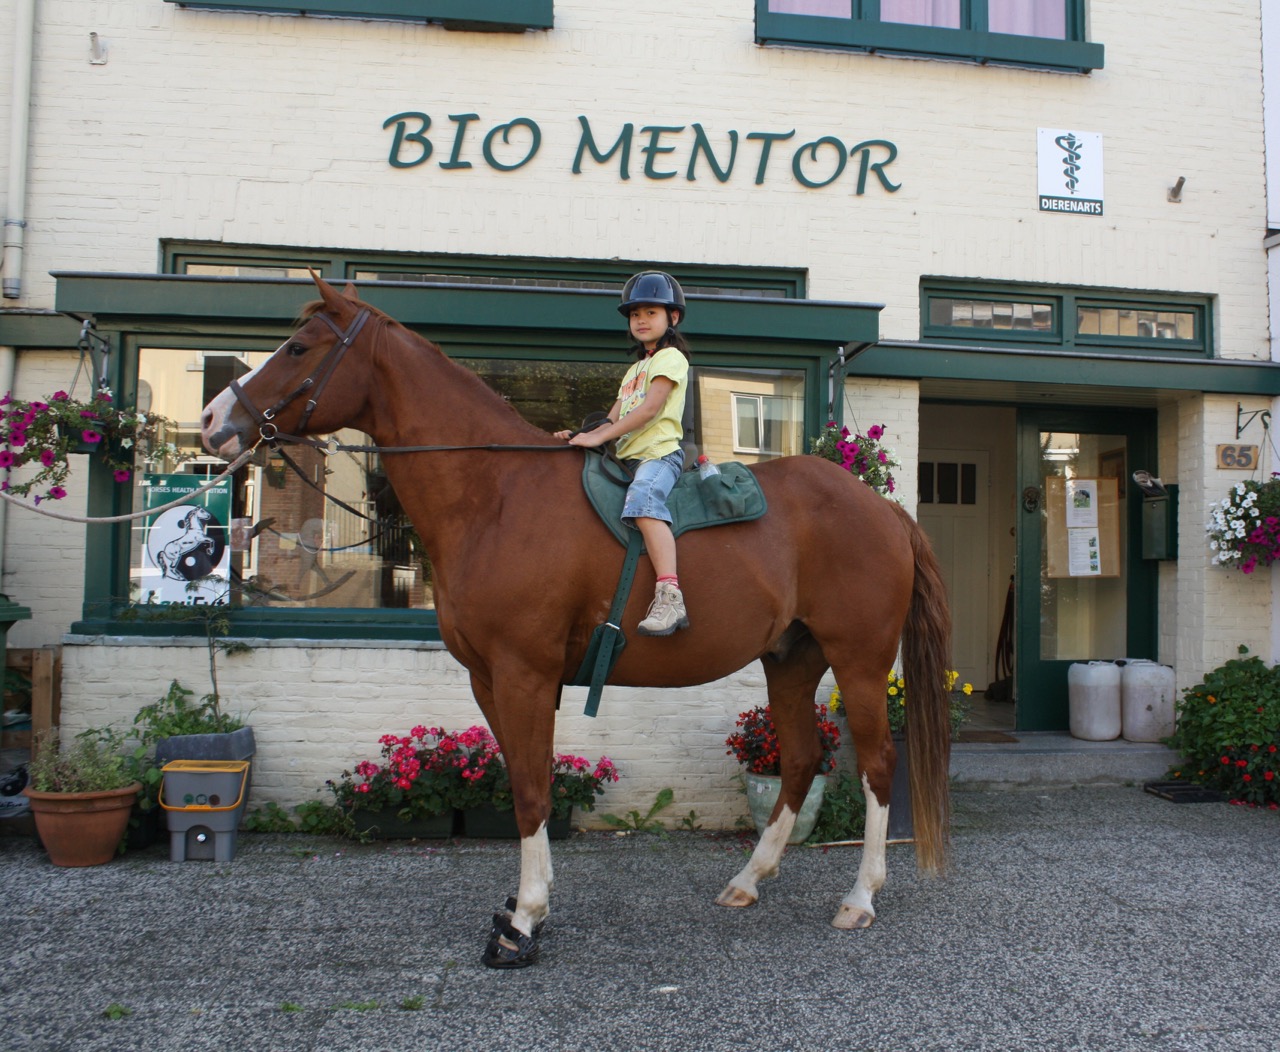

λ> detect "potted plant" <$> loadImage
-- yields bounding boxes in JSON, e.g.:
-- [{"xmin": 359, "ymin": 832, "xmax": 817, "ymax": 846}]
[
  {"xmin": 328, "ymin": 725, "xmax": 458, "ymax": 839},
  {"xmin": 1162, "ymin": 646, "xmax": 1280, "ymax": 809},
  {"xmin": 0, "ymin": 386, "xmax": 179, "ymax": 504},
  {"xmin": 124, "ymin": 680, "xmax": 251, "ymax": 849},
  {"xmin": 22, "ymin": 728, "xmax": 141, "ymax": 867},
  {"xmin": 1206, "ymin": 477, "xmax": 1280, "ymax": 574},
  {"xmin": 725, "ymin": 703, "xmax": 840, "ymax": 844},
  {"xmin": 477, "ymin": 748, "xmax": 620, "ymax": 839},
  {"xmin": 827, "ymin": 670, "xmax": 973, "ymax": 840},
  {"xmin": 810, "ymin": 420, "xmax": 900, "ymax": 496}
]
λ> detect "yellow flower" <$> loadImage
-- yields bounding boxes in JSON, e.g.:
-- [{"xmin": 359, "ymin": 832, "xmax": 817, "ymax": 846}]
[
  {"xmin": 829, "ymin": 687, "xmax": 842, "ymax": 713},
  {"xmin": 888, "ymin": 686, "xmax": 898, "ymax": 697},
  {"xmin": 963, "ymin": 683, "xmax": 973, "ymax": 695}
]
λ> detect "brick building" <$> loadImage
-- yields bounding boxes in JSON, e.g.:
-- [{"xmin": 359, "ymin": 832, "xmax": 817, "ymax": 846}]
[{"xmin": 1, "ymin": 0, "xmax": 1277, "ymax": 825}]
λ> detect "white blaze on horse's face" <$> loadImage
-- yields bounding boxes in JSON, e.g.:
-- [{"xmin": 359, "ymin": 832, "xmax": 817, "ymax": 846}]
[{"xmin": 199, "ymin": 357, "xmax": 269, "ymax": 459}]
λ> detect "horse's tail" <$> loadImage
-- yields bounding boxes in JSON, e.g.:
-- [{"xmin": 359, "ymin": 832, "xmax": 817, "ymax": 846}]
[{"xmin": 895, "ymin": 504, "xmax": 953, "ymax": 875}]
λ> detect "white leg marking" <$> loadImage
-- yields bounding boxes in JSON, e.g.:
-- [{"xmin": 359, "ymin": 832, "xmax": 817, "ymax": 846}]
[
  {"xmin": 726, "ymin": 805, "xmax": 798, "ymax": 901},
  {"xmin": 833, "ymin": 773, "xmax": 888, "ymax": 929},
  {"xmin": 510, "ymin": 824, "xmax": 552, "ymax": 937}
]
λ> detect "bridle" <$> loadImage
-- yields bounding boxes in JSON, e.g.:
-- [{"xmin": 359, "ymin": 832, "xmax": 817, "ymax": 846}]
[{"xmin": 229, "ymin": 307, "xmax": 373, "ymax": 446}]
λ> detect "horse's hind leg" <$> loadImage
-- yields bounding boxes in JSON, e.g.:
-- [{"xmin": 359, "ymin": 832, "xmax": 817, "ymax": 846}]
[
  {"xmin": 716, "ymin": 634, "xmax": 827, "ymax": 909},
  {"xmin": 830, "ymin": 666, "xmax": 895, "ymax": 930}
]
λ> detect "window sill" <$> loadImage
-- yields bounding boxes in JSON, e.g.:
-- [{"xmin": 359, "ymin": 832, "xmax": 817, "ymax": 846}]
[
  {"xmin": 755, "ymin": 12, "xmax": 1104, "ymax": 73},
  {"xmin": 163, "ymin": 0, "xmax": 553, "ymax": 32}
]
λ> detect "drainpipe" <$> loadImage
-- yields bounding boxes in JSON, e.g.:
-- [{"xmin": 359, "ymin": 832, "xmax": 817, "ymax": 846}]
[{"xmin": 3, "ymin": 0, "xmax": 36, "ymax": 300}]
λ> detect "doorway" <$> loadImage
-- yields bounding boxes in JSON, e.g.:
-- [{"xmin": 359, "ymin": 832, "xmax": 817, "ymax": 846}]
[{"xmin": 1015, "ymin": 408, "xmax": 1158, "ymax": 730}]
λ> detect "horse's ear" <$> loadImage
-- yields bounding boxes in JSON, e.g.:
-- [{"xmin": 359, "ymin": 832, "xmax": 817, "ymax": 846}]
[
  {"xmin": 309, "ymin": 269, "xmax": 346, "ymax": 312},
  {"xmin": 342, "ymin": 283, "xmax": 360, "ymax": 302}
]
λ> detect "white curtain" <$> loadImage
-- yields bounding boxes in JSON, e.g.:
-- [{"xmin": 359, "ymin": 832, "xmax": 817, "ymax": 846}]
[
  {"xmin": 880, "ymin": 0, "xmax": 961, "ymax": 28},
  {"xmin": 768, "ymin": 0, "xmax": 852, "ymax": 16},
  {"xmin": 988, "ymin": 0, "xmax": 1067, "ymax": 39}
]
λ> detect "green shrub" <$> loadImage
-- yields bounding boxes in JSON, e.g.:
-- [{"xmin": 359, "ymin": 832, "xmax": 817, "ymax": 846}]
[
  {"xmin": 805, "ymin": 770, "xmax": 868, "ymax": 844},
  {"xmin": 1165, "ymin": 646, "xmax": 1280, "ymax": 808},
  {"xmin": 28, "ymin": 729, "xmax": 136, "ymax": 794}
]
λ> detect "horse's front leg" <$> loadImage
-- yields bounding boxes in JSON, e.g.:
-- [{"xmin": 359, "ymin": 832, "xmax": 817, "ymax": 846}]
[{"xmin": 470, "ymin": 667, "xmax": 558, "ymax": 969}]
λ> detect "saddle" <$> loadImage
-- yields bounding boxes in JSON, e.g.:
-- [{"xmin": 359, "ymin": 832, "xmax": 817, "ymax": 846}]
[
  {"xmin": 580, "ymin": 452, "xmax": 767, "ymax": 549},
  {"xmin": 571, "ymin": 449, "xmax": 767, "ymax": 717}
]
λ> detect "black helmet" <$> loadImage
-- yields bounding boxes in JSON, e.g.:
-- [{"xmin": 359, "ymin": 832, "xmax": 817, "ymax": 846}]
[{"xmin": 618, "ymin": 271, "xmax": 686, "ymax": 319}]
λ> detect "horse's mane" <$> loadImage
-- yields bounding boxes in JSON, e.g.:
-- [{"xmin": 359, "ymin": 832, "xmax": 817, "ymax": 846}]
[{"xmin": 296, "ymin": 297, "xmax": 540, "ymax": 431}]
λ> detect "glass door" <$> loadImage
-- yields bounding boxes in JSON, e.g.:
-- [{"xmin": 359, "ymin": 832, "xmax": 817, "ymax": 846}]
[{"xmin": 1015, "ymin": 408, "xmax": 1157, "ymax": 730}]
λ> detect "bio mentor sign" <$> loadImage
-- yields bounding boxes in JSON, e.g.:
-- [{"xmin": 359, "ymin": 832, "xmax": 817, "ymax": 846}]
[{"xmin": 1037, "ymin": 128, "xmax": 1104, "ymax": 216}]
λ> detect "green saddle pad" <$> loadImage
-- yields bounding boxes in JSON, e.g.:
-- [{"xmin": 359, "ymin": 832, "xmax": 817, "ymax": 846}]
[{"xmin": 582, "ymin": 454, "xmax": 767, "ymax": 548}]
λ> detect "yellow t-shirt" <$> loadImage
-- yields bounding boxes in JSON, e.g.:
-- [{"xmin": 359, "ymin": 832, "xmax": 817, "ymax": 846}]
[{"xmin": 614, "ymin": 346, "xmax": 689, "ymax": 462}]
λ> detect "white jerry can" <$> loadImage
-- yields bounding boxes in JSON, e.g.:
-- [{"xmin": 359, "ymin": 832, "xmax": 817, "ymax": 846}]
[
  {"xmin": 1067, "ymin": 661, "xmax": 1122, "ymax": 741},
  {"xmin": 1120, "ymin": 660, "xmax": 1177, "ymax": 742}
]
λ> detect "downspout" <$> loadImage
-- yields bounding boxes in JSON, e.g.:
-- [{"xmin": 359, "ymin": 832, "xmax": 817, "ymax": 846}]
[{"xmin": 3, "ymin": 0, "xmax": 37, "ymax": 299}]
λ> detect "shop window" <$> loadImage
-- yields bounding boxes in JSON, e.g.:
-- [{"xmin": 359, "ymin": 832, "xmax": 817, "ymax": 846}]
[
  {"xmin": 755, "ymin": 0, "xmax": 1103, "ymax": 72},
  {"xmin": 922, "ymin": 282, "xmax": 1212, "ymax": 358},
  {"xmin": 162, "ymin": 0, "xmax": 553, "ymax": 32}
]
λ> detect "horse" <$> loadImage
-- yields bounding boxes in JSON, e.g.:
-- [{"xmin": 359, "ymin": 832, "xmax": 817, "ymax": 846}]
[{"xmin": 200, "ymin": 275, "xmax": 953, "ymax": 969}]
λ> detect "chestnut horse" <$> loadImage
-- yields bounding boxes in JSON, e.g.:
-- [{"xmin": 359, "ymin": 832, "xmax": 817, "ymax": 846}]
[{"xmin": 200, "ymin": 276, "xmax": 953, "ymax": 968}]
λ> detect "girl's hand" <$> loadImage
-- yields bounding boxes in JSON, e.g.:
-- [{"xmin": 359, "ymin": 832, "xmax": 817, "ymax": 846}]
[
  {"xmin": 569, "ymin": 430, "xmax": 608, "ymax": 449},
  {"xmin": 553, "ymin": 429, "xmax": 573, "ymax": 440}
]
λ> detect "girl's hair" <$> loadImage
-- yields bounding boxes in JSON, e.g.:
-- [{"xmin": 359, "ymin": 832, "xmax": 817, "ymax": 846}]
[{"xmin": 628, "ymin": 307, "xmax": 692, "ymax": 362}]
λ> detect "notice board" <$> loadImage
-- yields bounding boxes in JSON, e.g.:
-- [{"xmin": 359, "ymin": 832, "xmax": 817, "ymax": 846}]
[{"xmin": 1045, "ymin": 474, "xmax": 1120, "ymax": 579}]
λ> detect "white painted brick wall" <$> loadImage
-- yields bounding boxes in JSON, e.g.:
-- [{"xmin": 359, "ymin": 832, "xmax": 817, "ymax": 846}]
[
  {"xmin": 3, "ymin": 1, "xmax": 1276, "ymax": 811},
  {"xmin": 60, "ymin": 637, "xmax": 795, "ymax": 830}
]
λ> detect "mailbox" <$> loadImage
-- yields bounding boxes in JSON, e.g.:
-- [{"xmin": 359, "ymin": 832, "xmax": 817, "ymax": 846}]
[{"xmin": 1141, "ymin": 484, "xmax": 1178, "ymax": 560}]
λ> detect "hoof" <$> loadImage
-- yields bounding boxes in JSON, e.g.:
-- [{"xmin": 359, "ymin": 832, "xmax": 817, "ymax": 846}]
[
  {"xmin": 715, "ymin": 884, "xmax": 758, "ymax": 909},
  {"xmin": 831, "ymin": 904, "xmax": 875, "ymax": 930},
  {"xmin": 482, "ymin": 912, "xmax": 540, "ymax": 969}
]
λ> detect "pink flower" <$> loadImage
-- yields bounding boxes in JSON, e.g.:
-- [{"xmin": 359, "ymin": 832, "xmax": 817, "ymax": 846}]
[
  {"xmin": 9, "ymin": 430, "xmax": 26, "ymax": 447},
  {"xmin": 81, "ymin": 430, "xmax": 102, "ymax": 444},
  {"xmin": 40, "ymin": 449, "xmax": 56, "ymax": 467},
  {"xmin": 49, "ymin": 486, "xmax": 66, "ymax": 500},
  {"xmin": 113, "ymin": 468, "xmax": 130, "ymax": 483},
  {"xmin": 0, "ymin": 451, "xmax": 13, "ymax": 469},
  {"xmin": 866, "ymin": 424, "xmax": 885, "ymax": 440},
  {"xmin": 51, "ymin": 391, "xmax": 69, "ymax": 402}
]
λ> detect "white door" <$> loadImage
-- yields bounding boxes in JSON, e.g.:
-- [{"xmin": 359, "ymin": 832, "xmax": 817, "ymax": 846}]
[{"xmin": 917, "ymin": 449, "xmax": 990, "ymax": 689}]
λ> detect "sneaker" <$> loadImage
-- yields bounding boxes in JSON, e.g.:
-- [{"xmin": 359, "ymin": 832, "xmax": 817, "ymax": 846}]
[{"xmin": 637, "ymin": 582, "xmax": 690, "ymax": 637}]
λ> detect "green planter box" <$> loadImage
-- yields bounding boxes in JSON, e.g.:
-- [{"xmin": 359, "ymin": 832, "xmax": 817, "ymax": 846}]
[
  {"xmin": 351, "ymin": 807, "xmax": 456, "ymax": 840},
  {"xmin": 461, "ymin": 803, "xmax": 572, "ymax": 840}
]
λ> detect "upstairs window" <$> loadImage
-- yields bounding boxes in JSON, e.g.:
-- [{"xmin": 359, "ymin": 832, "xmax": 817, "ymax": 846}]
[
  {"xmin": 756, "ymin": 0, "xmax": 1103, "ymax": 73},
  {"xmin": 921, "ymin": 282, "xmax": 1212, "ymax": 358}
]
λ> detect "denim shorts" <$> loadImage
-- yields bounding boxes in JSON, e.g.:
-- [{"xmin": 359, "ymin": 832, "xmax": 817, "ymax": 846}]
[{"xmin": 622, "ymin": 449, "xmax": 685, "ymax": 524}]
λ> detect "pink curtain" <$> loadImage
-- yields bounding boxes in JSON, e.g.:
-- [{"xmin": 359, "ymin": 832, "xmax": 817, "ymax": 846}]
[
  {"xmin": 988, "ymin": 0, "xmax": 1066, "ymax": 39},
  {"xmin": 768, "ymin": 0, "xmax": 851, "ymax": 16},
  {"xmin": 880, "ymin": 0, "xmax": 960, "ymax": 28}
]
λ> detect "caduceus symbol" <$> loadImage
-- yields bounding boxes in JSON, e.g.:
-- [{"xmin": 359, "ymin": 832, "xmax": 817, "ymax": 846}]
[{"xmin": 1055, "ymin": 132, "xmax": 1082, "ymax": 194}]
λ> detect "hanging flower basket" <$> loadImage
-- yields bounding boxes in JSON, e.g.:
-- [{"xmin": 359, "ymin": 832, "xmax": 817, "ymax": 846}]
[
  {"xmin": 0, "ymin": 387, "xmax": 181, "ymax": 504},
  {"xmin": 1206, "ymin": 478, "xmax": 1280, "ymax": 574}
]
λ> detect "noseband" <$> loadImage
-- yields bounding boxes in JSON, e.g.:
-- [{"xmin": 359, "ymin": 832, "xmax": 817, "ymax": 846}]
[{"xmin": 229, "ymin": 307, "xmax": 372, "ymax": 445}]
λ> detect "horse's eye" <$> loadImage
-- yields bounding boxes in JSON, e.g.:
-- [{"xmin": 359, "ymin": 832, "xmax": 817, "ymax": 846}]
[{"xmin": 286, "ymin": 342, "xmax": 307, "ymax": 357}]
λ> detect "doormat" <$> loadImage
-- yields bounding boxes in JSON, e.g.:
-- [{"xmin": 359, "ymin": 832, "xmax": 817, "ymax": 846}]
[
  {"xmin": 958, "ymin": 729, "xmax": 1019, "ymax": 743},
  {"xmin": 1143, "ymin": 781, "xmax": 1225, "ymax": 804}
]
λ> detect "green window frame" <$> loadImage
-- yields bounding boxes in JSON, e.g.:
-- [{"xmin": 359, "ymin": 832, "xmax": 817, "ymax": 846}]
[
  {"xmin": 755, "ymin": 0, "xmax": 1103, "ymax": 73},
  {"xmin": 57, "ymin": 257, "xmax": 872, "ymax": 642},
  {"xmin": 161, "ymin": 0, "xmax": 553, "ymax": 31},
  {"xmin": 921, "ymin": 281, "xmax": 1213, "ymax": 358}
]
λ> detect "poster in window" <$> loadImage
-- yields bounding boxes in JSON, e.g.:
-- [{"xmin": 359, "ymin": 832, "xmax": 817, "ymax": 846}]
[
  {"xmin": 1045, "ymin": 475, "xmax": 1120, "ymax": 578},
  {"xmin": 139, "ymin": 474, "xmax": 232, "ymax": 605}
]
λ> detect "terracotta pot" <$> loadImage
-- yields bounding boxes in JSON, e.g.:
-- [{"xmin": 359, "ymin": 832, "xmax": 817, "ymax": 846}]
[{"xmin": 23, "ymin": 783, "xmax": 141, "ymax": 867}]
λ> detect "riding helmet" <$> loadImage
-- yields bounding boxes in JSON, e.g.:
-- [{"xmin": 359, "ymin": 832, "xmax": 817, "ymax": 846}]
[{"xmin": 618, "ymin": 271, "xmax": 686, "ymax": 319}]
